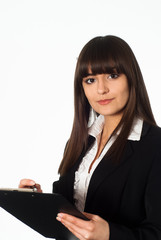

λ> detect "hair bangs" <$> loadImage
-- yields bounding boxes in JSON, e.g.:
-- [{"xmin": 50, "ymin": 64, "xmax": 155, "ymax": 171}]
[{"xmin": 77, "ymin": 38, "xmax": 125, "ymax": 79}]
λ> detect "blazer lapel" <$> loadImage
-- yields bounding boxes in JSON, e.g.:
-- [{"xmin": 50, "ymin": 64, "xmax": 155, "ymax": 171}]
[
  {"xmin": 85, "ymin": 140, "xmax": 134, "ymax": 208},
  {"xmin": 85, "ymin": 121, "xmax": 151, "ymax": 209}
]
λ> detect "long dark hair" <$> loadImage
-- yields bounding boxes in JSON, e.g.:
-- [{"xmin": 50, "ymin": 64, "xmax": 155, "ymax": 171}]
[{"xmin": 58, "ymin": 35, "xmax": 156, "ymax": 176}]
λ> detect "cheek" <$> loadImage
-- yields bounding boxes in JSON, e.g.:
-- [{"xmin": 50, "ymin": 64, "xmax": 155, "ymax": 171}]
[
  {"xmin": 83, "ymin": 88, "xmax": 94, "ymax": 102},
  {"xmin": 120, "ymin": 87, "xmax": 129, "ymax": 105},
  {"xmin": 84, "ymin": 91, "xmax": 96, "ymax": 109}
]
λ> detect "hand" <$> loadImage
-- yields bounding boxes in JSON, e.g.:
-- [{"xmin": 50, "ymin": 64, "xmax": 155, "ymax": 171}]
[
  {"xmin": 19, "ymin": 178, "xmax": 42, "ymax": 193},
  {"xmin": 56, "ymin": 212, "xmax": 110, "ymax": 240}
]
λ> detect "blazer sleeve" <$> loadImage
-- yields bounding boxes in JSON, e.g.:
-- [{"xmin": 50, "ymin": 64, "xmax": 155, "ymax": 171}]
[
  {"xmin": 109, "ymin": 149, "xmax": 161, "ymax": 240},
  {"xmin": 52, "ymin": 173, "xmax": 74, "ymax": 203},
  {"xmin": 52, "ymin": 180, "xmax": 60, "ymax": 194}
]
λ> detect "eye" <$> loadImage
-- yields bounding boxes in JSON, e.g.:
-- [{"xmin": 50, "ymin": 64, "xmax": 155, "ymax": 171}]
[
  {"xmin": 84, "ymin": 78, "xmax": 96, "ymax": 84},
  {"xmin": 108, "ymin": 73, "xmax": 119, "ymax": 79}
]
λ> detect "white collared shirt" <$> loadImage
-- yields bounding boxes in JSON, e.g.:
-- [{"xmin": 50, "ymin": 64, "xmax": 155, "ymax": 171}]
[{"xmin": 73, "ymin": 115, "xmax": 143, "ymax": 211}]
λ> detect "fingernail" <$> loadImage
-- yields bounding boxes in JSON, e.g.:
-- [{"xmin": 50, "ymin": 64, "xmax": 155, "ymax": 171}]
[
  {"xmin": 57, "ymin": 213, "xmax": 63, "ymax": 218},
  {"xmin": 56, "ymin": 213, "xmax": 63, "ymax": 222},
  {"xmin": 56, "ymin": 216, "xmax": 61, "ymax": 222}
]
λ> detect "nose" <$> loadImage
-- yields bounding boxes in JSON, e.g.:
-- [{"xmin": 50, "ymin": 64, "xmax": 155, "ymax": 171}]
[{"xmin": 97, "ymin": 78, "xmax": 109, "ymax": 95}]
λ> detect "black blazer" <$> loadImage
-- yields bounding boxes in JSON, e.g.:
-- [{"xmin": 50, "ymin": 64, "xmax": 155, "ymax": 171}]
[{"xmin": 53, "ymin": 122, "xmax": 161, "ymax": 240}]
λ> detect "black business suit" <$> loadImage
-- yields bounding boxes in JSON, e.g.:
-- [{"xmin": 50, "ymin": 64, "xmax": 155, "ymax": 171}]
[{"xmin": 53, "ymin": 122, "xmax": 161, "ymax": 239}]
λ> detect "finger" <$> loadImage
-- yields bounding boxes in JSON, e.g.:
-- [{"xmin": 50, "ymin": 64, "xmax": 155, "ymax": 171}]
[
  {"xmin": 19, "ymin": 179, "xmax": 35, "ymax": 188},
  {"xmin": 57, "ymin": 213, "xmax": 95, "ymax": 239},
  {"xmin": 34, "ymin": 183, "xmax": 43, "ymax": 193},
  {"xmin": 57, "ymin": 215, "xmax": 90, "ymax": 240},
  {"xmin": 83, "ymin": 212, "xmax": 100, "ymax": 221},
  {"xmin": 57, "ymin": 213, "xmax": 91, "ymax": 229},
  {"xmin": 83, "ymin": 212, "xmax": 94, "ymax": 219}
]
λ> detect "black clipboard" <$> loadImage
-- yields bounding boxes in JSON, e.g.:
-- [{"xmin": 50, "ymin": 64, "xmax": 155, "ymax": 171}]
[{"xmin": 0, "ymin": 190, "xmax": 88, "ymax": 240}]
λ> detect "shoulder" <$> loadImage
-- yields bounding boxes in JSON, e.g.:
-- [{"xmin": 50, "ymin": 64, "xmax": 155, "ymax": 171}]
[
  {"xmin": 127, "ymin": 122, "xmax": 161, "ymax": 175},
  {"xmin": 142, "ymin": 121, "xmax": 161, "ymax": 138},
  {"xmin": 140, "ymin": 121, "xmax": 161, "ymax": 149}
]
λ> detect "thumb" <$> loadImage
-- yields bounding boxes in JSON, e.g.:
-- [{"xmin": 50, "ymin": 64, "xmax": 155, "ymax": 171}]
[{"xmin": 83, "ymin": 212, "xmax": 98, "ymax": 220}]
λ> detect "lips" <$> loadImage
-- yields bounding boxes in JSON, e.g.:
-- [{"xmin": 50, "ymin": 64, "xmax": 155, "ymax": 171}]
[{"xmin": 97, "ymin": 98, "xmax": 114, "ymax": 105}]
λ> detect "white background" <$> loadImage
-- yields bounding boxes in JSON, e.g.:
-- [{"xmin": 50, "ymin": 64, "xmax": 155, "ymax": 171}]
[{"xmin": 0, "ymin": 0, "xmax": 161, "ymax": 239}]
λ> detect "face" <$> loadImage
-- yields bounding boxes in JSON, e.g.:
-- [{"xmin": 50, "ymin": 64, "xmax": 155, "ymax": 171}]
[{"xmin": 82, "ymin": 71, "xmax": 129, "ymax": 120}]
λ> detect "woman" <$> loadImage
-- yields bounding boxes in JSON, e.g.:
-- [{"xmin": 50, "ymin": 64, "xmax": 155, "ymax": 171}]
[{"xmin": 20, "ymin": 35, "xmax": 161, "ymax": 240}]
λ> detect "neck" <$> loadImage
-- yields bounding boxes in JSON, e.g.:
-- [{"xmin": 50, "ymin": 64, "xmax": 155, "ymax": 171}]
[{"xmin": 102, "ymin": 113, "xmax": 123, "ymax": 140}]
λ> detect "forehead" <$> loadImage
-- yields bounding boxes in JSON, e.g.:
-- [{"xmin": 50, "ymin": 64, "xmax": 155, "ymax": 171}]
[{"xmin": 78, "ymin": 39, "xmax": 125, "ymax": 78}]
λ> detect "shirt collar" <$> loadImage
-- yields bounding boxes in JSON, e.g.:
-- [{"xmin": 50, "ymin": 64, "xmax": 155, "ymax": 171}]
[
  {"xmin": 128, "ymin": 117, "xmax": 143, "ymax": 141},
  {"xmin": 88, "ymin": 115, "xmax": 104, "ymax": 138},
  {"xmin": 88, "ymin": 114, "xmax": 143, "ymax": 141}
]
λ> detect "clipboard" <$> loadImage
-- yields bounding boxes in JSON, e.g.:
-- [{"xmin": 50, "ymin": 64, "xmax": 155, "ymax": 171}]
[{"xmin": 0, "ymin": 189, "xmax": 88, "ymax": 240}]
